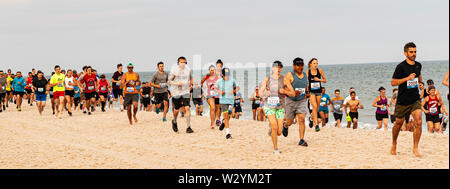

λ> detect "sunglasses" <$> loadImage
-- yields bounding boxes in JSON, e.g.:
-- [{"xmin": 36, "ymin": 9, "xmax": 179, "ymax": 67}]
[{"xmin": 128, "ymin": 67, "xmax": 133, "ymax": 69}]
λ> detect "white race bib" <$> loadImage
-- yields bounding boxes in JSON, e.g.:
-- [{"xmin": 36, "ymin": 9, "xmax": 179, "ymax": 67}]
[
  {"xmin": 160, "ymin": 83, "xmax": 167, "ymax": 88},
  {"xmin": 126, "ymin": 87, "xmax": 135, "ymax": 93},
  {"xmin": 267, "ymin": 97, "xmax": 280, "ymax": 107},
  {"xmin": 311, "ymin": 82, "xmax": 321, "ymax": 90},
  {"xmin": 38, "ymin": 88, "xmax": 44, "ymax": 92},
  {"xmin": 1, "ymin": 86, "xmax": 4, "ymax": 90},
  {"xmin": 28, "ymin": 84, "xmax": 32, "ymax": 87},
  {"xmin": 430, "ymin": 107, "xmax": 438, "ymax": 114},
  {"xmin": 88, "ymin": 86, "xmax": 94, "ymax": 91},
  {"xmin": 407, "ymin": 78, "xmax": 419, "ymax": 89},
  {"xmin": 295, "ymin": 88, "xmax": 306, "ymax": 96},
  {"xmin": 334, "ymin": 104, "xmax": 341, "ymax": 110},
  {"xmin": 145, "ymin": 94, "xmax": 150, "ymax": 98},
  {"xmin": 235, "ymin": 99, "xmax": 240, "ymax": 104},
  {"xmin": 50, "ymin": 91, "xmax": 53, "ymax": 95},
  {"xmin": 210, "ymin": 90, "xmax": 218, "ymax": 96},
  {"xmin": 57, "ymin": 84, "xmax": 64, "ymax": 88},
  {"xmin": 320, "ymin": 102, "xmax": 326, "ymax": 107},
  {"xmin": 255, "ymin": 99, "xmax": 261, "ymax": 104},
  {"xmin": 101, "ymin": 87, "xmax": 107, "ymax": 91},
  {"xmin": 380, "ymin": 106, "xmax": 387, "ymax": 111}
]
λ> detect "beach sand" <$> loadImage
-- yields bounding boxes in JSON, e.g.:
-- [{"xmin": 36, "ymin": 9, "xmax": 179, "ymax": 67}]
[{"xmin": 0, "ymin": 104, "xmax": 448, "ymax": 169}]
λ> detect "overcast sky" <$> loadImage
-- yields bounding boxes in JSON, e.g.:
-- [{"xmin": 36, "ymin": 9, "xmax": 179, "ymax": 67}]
[{"xmin": 0, "ymin": 0, "xmax": 448, "ymax": 73}]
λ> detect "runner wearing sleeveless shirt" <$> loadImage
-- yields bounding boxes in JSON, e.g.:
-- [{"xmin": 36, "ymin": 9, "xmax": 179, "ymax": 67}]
[
  {"xmin": 98, "ymin": 74, "xmax": 110, "ymax": 112},
  {"xmin": 121, "ymin": 63, "xmax": 140, "ymax": 125},
  {"xmin": 306, "ymin": 58, "xmax": 326, "ymax": 132},
  {"xmin": 422, "ymin": 86, "xmax": 447, "ymax": 134},
  {"xmin": 391, "ymin": 42, "xmax": 423, "ymax": 157},
  {"xmin": 250, "ymin": 88, "xmax": 263, "ymax": 121},
  {"xmin": 140, "ymin": 82, "xmax": 152, "ymax": 112},
  {"xmin": 64, "ymin": 70, "xmax": 76, "ymax": 116},
  {"xmin": 0, "ymin": 71, "xmax": 7, "ymax": 112},
  {"xmin": 49, "ymin": 66, "xmax": 65, "ymax": 118},
  {"xmin": 201, "ymin": 65, "xmax": 221, "ymax": 129},
  {"xmin": 25, "ymin": 72, "xmax": 34, "ymax": 106},
  {"xmin": 372, "ymin": 87, "xmax": 389, "ymax": 131},
  {"xmin": 283, "ymin": 58, "xmax": 310, "ymax": 147},
  {"xmin": 260, "ymin": 61, "xmax": 288, "ymax": 154}
]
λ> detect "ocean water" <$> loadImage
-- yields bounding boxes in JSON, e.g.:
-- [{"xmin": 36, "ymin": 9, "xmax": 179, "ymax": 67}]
[{"xmin": 103, "ymin": 60, "xmax": 449, "ymax": 133}]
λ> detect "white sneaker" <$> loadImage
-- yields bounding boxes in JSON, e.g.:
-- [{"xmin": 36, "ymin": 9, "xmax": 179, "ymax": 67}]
[{"xmin": 273, "ymin": 150, "xmax": 280, "ymax": 155}]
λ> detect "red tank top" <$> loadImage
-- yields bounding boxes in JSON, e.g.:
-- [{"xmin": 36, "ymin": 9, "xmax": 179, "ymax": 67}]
[{"xmin": 427, "ymin": 95, "xmax": 439, "ymax": 115}]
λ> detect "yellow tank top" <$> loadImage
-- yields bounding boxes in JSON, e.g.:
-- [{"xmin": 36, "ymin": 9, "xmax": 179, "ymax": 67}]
[{"xmin": 124, "ymin": 72, "xmax": 138, "ymax": 94}]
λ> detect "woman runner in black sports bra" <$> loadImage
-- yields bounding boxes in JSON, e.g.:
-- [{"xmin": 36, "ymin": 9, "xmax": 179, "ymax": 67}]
[{"xmin": 306, "ymin": 58, "xmax": 327, "ymax": 131}]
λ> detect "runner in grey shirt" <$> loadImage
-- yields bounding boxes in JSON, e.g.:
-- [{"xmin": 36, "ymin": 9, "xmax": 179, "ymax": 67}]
[
  {"xmin": 0, "ymin": 71, "xmax": 7, "ymax": 112},
  {"xmin": 150, "ymin": 62, "xmax": 170, "ymax": 122}
]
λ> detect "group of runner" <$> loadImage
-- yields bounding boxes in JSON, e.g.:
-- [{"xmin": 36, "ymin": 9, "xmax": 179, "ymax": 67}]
[{"xmin": 0, "ymin": 42, "xmax": 448, "ymax": 156}]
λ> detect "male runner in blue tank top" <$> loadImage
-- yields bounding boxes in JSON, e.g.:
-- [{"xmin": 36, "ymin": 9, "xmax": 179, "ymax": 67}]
[{"xmin": 282, "ymin": 57, "xmax": 309, "ymax": 147}]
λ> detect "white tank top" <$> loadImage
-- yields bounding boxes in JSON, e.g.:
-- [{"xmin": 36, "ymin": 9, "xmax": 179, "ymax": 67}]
[{"xmin": 65, "ymin": 77, "xmax": 74, "ymax": 89}]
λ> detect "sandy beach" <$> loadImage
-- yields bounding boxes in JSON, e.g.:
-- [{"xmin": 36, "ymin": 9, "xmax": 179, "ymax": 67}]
[{"xmin": 0, "ymin": 105, "xmax": 448, "ymax": 169}]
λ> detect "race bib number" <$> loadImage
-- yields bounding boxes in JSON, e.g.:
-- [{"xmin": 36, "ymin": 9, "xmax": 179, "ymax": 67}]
[
  {"xmin": 267, "ymin": 97, "xmax": 280, "ymax": 107},
  {"xmin": 38, "ymin": 88, "xmax": 44, "ymax": 92},
  {"xmin": 295, "ymin": 88, "xmax": 306, "ymax": 96},
  {"xmin": 430, "ymin": 107, "xmax": 438, "ymax": 114},
  {"xmin": 126, "ymin": 87, "xmax": 135, "ymax": 93},
  {"xmin": 101, "ymin": 87, "xmax": 107, "ymax": 91},
  {"xmin": 50, "ymin": 91, "xmax": 53, "ymax": 95},
  {"xmin": 1, "ymin": 86, "xmax": 4, "ymax": 90},
  {"xmin": 160, "ymin": 83, "xmax": 167, "ymax": 88},
  {"xmin": 235, "ymin": 99, "xmax": 240, "ymax": 104},
  {"xmin": 88, "ymin": 86, "xmax": 94, "ymax": 91},
  {"xmin": 380, "ymin": 106, "xmax": 387, "ymax": 111},
  {"xmin": 28, "ymin": 84, "xmax": 32, "ymax": 87},
  {"xmin": 210, "ymin": 90, "xmax": 218, "ymax": 96},
  {"xmin": 311, "ymin": 82, "xmax": 321, "ymax": 90},
  {"xmin": 57, "ymin": 84, "xmax": 64, "ymax": 88},
  {"xmin": 255, "ymin": 99, "xmax": 261, "ymax": 104},
  {"xmin": 334, "ymin": 104, "xmax": 341, "ymax": 110},
  {"xmin": 320, "ymin": 102, "xmax": 326, "ymax": 107},
  {"xmin": 145, "ymin": 94, "xmax": 150, "ymax": 98},
  {"xmin": 407, "ymin": 78, "xmax": 419, "ymax": 89}
]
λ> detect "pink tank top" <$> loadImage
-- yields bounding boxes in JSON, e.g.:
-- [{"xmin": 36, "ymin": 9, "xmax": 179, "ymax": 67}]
[{"xmin": 205, "ymin": 74, "xmax": 219, "ymax": 98}]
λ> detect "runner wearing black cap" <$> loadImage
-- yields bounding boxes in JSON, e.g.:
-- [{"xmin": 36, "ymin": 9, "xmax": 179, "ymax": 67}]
[{"xmin": 372, "ymin": 87, "xmax": 390, "ymax": 130}]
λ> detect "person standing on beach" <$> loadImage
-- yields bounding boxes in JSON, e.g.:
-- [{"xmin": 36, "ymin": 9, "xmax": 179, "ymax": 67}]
[
  {"xmin": 12, "ymin": 72, "xmax": 27, "ymax": 112},
  {"xmin": 306, "ymin": 58, "xmax": 327, "ymax": 132},
  {"xmin": 330, "ymin": 89, "xmax": 344, "ymax": 128},
  {"xmin": 215, "ymin": 67, "xmax": 237, "ymax": 139},
  {"xmin": 120, "ymin": 63, "xmax": 141, "ymax": 125},
  {"xmin": 372, "ymin": 87, "xmax": 390, "ymax": 131},
  {"xmin": 111, "ymin": 64, "xmax": 124, "ymax": 112},
  {"xmin": 282, "ymin": 57, "xmax": 309, "ymax": 147},
  {"xmin": 344, "ymin": 87, "xmax": 360, "ymax": 128},
  {"xmin": 201, "ymin": 65, "xmax": 221, "ymax": 128},
  {"xmin": 49, "ymin": 66, "xmax": 65, "ymax": 118},
  {"xmin": 344, "ymin": 91, "xmax": 364, "ymax": 129},
  {"xmin": 391, "ymin": 42, "xmax": 423, "ymax": 157},
  {"xmin": 150, "ymin": 62, "xmax": 170, "ymax": 122},
  {"xmin": 0, "ymin": 71, "xmax": 6, "ymax": 112},
  {"xmin": 260, "ymin": 61, "xmax": 288, "ymax": 154},
  {"xmin": 318, "ymin": 87, "xmax": 331, "ymax": 128},
  {"xmin": 78, "ymin": 66, "xmax": 98, "ymax": 115},
  {"xmin": 421, "ymin": 86, "xmax": 447, "ymax": 134},
  {"xmin": 32, "ymin": 71, "xmax": 49, "ymax": 115},
  {"xmin": 168, "ymin": 57, "xmax": 194, "ymax": 133}
]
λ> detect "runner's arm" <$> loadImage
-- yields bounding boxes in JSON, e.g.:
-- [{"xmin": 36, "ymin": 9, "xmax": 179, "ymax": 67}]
[
  {"xmin": 391, "ymin": 73, "xmax": 416, "ymax": 86},
  {"xmin": 438, "ymin": 95, "xmax": 448, "ymax": 115},
  {"xmin": 283, "ymin": 72, "xmax": 296, "ymax": 97},
  {"xmin": 421, "ymin": 97, "xmax": 429, "ymax": 114},
  {"xmin": 372, "ymin": 97, "xmax": 381, "ymax": 108},
  {"xmin": 318, "ymin": 68, "xmax": 326, "ymax": 83},
  {"xmin": 443, "ymin": 71, "xmax": 449, "ymax": 87},
  {"xmin": 358, "ymin": 101, "xmax": 364, "ymax": 109}
]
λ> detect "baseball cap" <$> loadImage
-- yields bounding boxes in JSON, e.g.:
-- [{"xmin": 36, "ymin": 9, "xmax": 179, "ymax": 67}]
[
  {"xmin": 127, "ymin": 63, "xmax": 134, "ymax": 67},
  {"xmin": 293, "ymin": 58, "xmax": 304, "ymax": 66},
  {"xmin": 222, "ymin": 68, "xmax": 231, "ymax": 76}
]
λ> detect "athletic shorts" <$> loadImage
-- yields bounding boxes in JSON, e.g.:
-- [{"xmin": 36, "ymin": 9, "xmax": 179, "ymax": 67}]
[
  {"xmin": 84, "ymin": 92, "xmax": 96, "ymax": 100},
  {"xmin": 99, "ymin": 92, "xmax": 108, "ymax": 98},
  {"xmin": 65, "ymin": 90, "xmax": 74, "ymax": 97},
  {"xmin": 285, "ymin": 98, "xmax": 307, "ymax": 120},
  {"xmin": 14, "ymin": 91, "xmax": 25, "ymax": 97},
  {"xmin": 349, "ymin": 112, "xmax": 358, "ymax": 121},
  {"xmin": 390, "ymin": 115, "xmax": 396, "ymax": 123},
  {"xmin": 124, "ymin": 93, "xmax": 139, "ymax": 107},
  {"xmin": 112, "ymin": 89, "xmax": 123, "ymax": 99},
  {"xmin": 155, "ymin": 92, "xmax": 169, "ymax": 105},
  {"xmin": 333, "ymin": 113, "xmax": 343, "ymax": 121},
  {"xmin": 221, "ymin": 104, "xmax": 233, "ymax": 115},
  {"xmin": 319, "ymin": 108, "xmax": 329, "ymax": 114},
  {"xmin": 35, "ymin": 93, "xmax": 47, "ymax": 102},
  {"xmin": 252, "ymin": 103, "xmax": 260, "ymax": 110},
  {"xmin": 53, "ymin": 91, "xmax": 65, "ymax": 99},
  {"xmin": 74, "ymin": 97, "xmax": 81, "ymax": 106},
  {"xmin": 95, "ymin": 92, "xmax": 99, "ymax": 100},
  {"xmin": 426, "ymin": 114, "xmax": 440, "ymax": 123},
  {"xmin": 25, "ymin": 89, "xmax": 33, "ymax": 94},
  {"xmin": 310, "ymin": 92, "xmax": 322, "ymax": 96},
  {"xmin": 172, "ymin": 96, "xmax": 190, "ymax": 110},
  {"xmin": 0, "ymin": 93, "xmax": 6, "ymax": 102},
  {"xmin": 375, "ymin": 113, "xmax": 389, "ymax": 121},
  {"xmin": 214, "ymin": 98, "xmax": 220, "ymax": 105},
  {"xmin": 193, "ymin": 98, "xmax": 202, "ymax": 106},
  {"xmin": 264, "ymin": 107, "xmax": 285, "ymax": 119},
  {"xmin": 142, "ymin": 97, "xmax": 151, "ymax": 107},
  {"xmin": 394, "ymin": 100, "xmax": 421, "ymax": 119},
  {"xmin": 234, "ymin": 105, "xmax": 242, "ymax": 113}
]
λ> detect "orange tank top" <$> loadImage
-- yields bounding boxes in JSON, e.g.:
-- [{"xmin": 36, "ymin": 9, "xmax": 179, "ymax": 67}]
[{"xmin": 124, "ymin": 72, "xmax": 138, "ymax": 94}]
